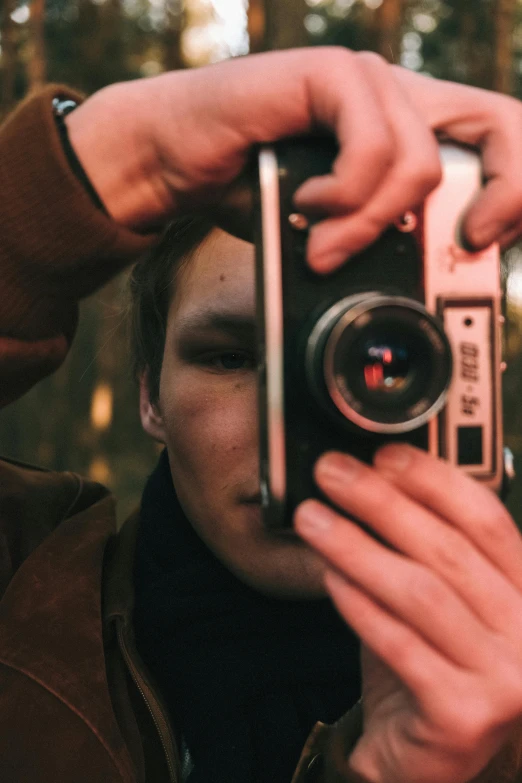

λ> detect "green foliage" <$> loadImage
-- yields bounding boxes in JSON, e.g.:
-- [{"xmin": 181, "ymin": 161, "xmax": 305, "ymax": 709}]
[
  {"xmin": 302, "ymin": 0, "xmax": 522, "ymax": 94},
  {"xmin": 2, "ymin": 0, "xmax": 183, "ymax": 102}
]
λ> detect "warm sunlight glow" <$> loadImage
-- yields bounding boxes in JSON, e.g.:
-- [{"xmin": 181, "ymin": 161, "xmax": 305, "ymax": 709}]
[
  {"xmin": 182, "ymin": 0, "xmax": 248, "ymax": 66},
  {"xmin": 89, "ymin": 457, "xmax": 111, "ymax": 485},
  {"xmin": 91, "ymin": 383, "xmax": 113, "ymax": 431}
]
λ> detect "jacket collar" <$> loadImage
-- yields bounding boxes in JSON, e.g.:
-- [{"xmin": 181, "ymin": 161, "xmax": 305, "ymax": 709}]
[{"xmin": 103, "ymin": 507, "xmax": 140, "ymax": 627}]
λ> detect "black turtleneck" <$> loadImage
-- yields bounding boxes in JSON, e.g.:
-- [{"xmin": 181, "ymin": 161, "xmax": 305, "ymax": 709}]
[{"xmin": 133, "ymin": 450, "xmax": 360, "ymax": 783}]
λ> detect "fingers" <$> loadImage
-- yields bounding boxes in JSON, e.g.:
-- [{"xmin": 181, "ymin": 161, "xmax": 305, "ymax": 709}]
[
  {"xmin": 393, "ymin": 68, "xmax": 522, "ymax": 249},
  {"xmin": 299, "ymin": 57, "xmax": 522, "ymax": 260},
  {"xmin": 304, "ymin": 448, "xmax": 522, "ymax": 641},
  {"xmin": 323, "ymin": 566, "xmax": 460, "ymax": 697},
  {"xmin": 300, "ymin": 56, "xmax": 522, "ymax": 261},
  {"xmin": 120, "ymin": 45, "xmax": 522, "ymax": 254},
  {"xmin": 373, "ymin": 445, "xmax": 522, "ymax": 591},
  {"xmin": 296, "ymin": 52, "xmax": 441, "ymax": 272},
  {"xmin": 294, "ymin": 449, "xmax": 522, "ymax": 749},
  {"xmin": 294, "ymin": 55, "xmax": 397, "ymax": 220},
  {"xmin": 114, "ymin": 44, "xmax": 522, "ymax": 253},
  {"xmin": 296, "ymin": 489, "xmax": 522, "ymax": 762},
  {"xmin": 295, "ymin": 499, "xmax": 492, "ymax": 669},
  {"xmin": 463, "ymin": 177, "xmax": 522, "ymax": 250}
]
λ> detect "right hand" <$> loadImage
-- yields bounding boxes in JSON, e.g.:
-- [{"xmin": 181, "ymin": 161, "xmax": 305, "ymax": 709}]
[
  {"xmin": 66, "ymin": 48, "xmax": 522, "ymax": 269},
  {"xmin": 296, "ymin": 446, "xmax": 522, "ymax": 783}
]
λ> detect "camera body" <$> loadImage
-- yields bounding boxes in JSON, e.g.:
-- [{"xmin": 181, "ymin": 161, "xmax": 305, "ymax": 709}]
[{"xmin": 255, "ymin": 138, "xmax": 504, "ymax": 529}]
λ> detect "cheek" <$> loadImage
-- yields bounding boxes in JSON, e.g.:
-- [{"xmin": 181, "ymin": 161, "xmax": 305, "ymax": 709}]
[{"xmin": 160, "ymin": 374, "xmax": 258, "ymax": 479}]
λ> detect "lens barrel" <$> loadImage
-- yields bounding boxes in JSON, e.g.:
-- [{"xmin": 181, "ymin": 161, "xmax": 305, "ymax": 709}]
[{"xmin": 305, "ymin": 294, "xmax": 453, "ymax": 433}]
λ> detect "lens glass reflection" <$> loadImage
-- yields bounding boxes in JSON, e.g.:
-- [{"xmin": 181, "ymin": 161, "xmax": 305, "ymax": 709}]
[
  {"xmin": 336, "ymin": 318, "xmax": 426, "ymax": 410},
  {"xmin": 360, "ymin": 341, "xmax": 410, "ymax": 393}
]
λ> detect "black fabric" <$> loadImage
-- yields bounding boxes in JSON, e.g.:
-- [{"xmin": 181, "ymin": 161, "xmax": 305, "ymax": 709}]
[{"xmin": 133, "ymin": 450, "xmax": 360, "ymax": 783}]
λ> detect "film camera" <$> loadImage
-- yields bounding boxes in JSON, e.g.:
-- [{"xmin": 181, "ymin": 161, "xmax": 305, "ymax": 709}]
[{"xmin": 254, "ymin": 138, "xmax": 507, "ymax": 529}]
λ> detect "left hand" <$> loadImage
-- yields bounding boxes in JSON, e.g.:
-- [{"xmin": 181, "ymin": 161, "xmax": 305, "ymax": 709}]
[{"xmin": 294, "ymin": 445, "xmax": 522, "ymax": 783}]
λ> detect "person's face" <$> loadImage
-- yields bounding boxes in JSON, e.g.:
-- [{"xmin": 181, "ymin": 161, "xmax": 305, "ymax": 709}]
[{"xmin": 140, "ymin": 228, "xmax": 326, "ymax": 598}]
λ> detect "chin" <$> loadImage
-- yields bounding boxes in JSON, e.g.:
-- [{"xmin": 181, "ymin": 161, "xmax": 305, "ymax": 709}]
[{"xmin": 230, "ymin": 536, "xmax": 328, "ymax": 600}]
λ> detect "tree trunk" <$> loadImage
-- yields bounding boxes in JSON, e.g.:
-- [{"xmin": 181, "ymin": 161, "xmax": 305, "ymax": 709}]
[
  {"xmin": 374, "ymin": 0, "xmax": 406, "ymax": 63},
  {"xmin": 248, "ymin": 0, "xmax": 267, "ymax": 53},
  {"xmin": 494, "ymin": 0, "xmax": 516, "ymax": 94},
  {"xmin": 1, "ymin": 0, "xmax": 19, "ymax": 114},
  {"xmin": 27, "ymin": 0, "xmax": 47, "ymax": 92}
]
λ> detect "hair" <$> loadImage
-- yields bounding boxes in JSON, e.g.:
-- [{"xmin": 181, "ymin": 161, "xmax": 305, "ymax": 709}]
[{"xmin": 129, "ymin": 216, "xmax": 215, "ymax": 405}]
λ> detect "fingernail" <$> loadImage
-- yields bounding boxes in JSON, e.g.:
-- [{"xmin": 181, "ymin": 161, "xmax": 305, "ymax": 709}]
[
  {"xmin": 316, "ymin": 452, "xmax": 360, "ymax": 484},
  {"xmin": 374, "ymin": 444, "xmax": 413, "ymax": 473},
  {"xmin": 296, "ymin": 502, "xmax": 333, "ymax": 535}
]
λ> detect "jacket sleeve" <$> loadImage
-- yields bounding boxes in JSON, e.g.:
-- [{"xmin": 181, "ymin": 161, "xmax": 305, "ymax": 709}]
[
  {"xmin": 0, "ymin": 85, "xmax": 155, "ymax": 408},
  {"xmin": 292, "ymin": 704, "xmax": 522, "ymax": 783}
]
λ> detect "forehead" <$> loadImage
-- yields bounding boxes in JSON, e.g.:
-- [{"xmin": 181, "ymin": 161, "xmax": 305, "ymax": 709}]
[{"xmin": 169, "ymin": 228, "xmax": 255, "ymax": 323}]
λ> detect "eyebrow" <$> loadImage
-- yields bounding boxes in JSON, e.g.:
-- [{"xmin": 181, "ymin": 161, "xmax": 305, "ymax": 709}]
[{"xmin": 175, "ymin": 308, "xmax": 257, "ymax": 341}]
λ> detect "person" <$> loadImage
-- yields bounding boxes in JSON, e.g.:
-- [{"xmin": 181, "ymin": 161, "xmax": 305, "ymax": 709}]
[{"xmin": 2, "ymin": 46, "xmax": 522, "ymax": 783}]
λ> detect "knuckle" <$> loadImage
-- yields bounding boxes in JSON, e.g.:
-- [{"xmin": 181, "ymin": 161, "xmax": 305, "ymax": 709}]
[
  {"xmin": 374, "ymin": 136, "xmax": 396, "ymax": 170},
  {"xmin": 363, "ymin": 209, "xmax": 391, "ymax": 236},
  {"xmin": 344, "ymin": 211, "xmax": 389, "ymax": 254},
  {"xmin": 398, "ymin": 159, "xmax": 441, "ymax": 199},
  {"xmin": 424, "ymin": 158, "xmax": 443, "ymax": 191},
  {"xmin": 342, "ymin": 129, "xmax": 395, "ymax": 175},
  {"xmin": 356, "ymin": 51, "xmax": 389, "ymax": 71},
  {"xmin": 324, "ymin": 45, "xmax": 356, "ymax": 71},
  {"xmin": 328, "ymin": 179, "xmax": 370, "ymax": 212}
]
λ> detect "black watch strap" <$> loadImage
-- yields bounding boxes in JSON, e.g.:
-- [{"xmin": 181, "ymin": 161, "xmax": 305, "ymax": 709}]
[{"xmin": 52, "ymin": 96, "xmax": 107, "ymax": 214}]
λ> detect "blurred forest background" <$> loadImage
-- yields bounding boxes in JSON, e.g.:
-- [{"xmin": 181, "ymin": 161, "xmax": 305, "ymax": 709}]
[{"xmin": 2, "ymin": 0, "xmax": 522, "ymax": 523}]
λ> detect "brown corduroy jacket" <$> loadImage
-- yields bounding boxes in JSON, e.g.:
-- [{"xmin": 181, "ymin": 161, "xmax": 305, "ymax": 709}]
[{"xmin": 0, "ymin": 87, "xmax": 521, "ymax": 783}]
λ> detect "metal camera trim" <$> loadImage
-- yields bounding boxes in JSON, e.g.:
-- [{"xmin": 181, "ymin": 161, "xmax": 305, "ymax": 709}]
[
  {"xmin": 306, "ymin": 294, "xmax": 453, "ymax": 434},
  {"xmin": 258, "ymin": 146, "xmax": 286, "ymax": 508}
]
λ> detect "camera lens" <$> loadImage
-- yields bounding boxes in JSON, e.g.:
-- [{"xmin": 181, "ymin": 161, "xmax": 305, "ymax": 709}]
[
  {"xmin": 306, "ymin": 295, "xmax": 453, "ymax": 433},
  {"xmin": 355, "ymin": 338, "xmax": 411, "ymax": 395}
]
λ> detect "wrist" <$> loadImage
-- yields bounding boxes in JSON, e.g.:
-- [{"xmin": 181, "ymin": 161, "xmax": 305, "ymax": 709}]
[
  {"xmin": 53, "ymin": 96, "xmax": 107, "ymax": 213},
  {"xmin": 65, "ymin": 80, "xmax": 170, "ymax": 232}
]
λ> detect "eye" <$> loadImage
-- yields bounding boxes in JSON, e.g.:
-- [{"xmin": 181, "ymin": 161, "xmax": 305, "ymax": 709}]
[{"xmin": 211, "ymin": 351, "xmax": 252, "ymax": 371}]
